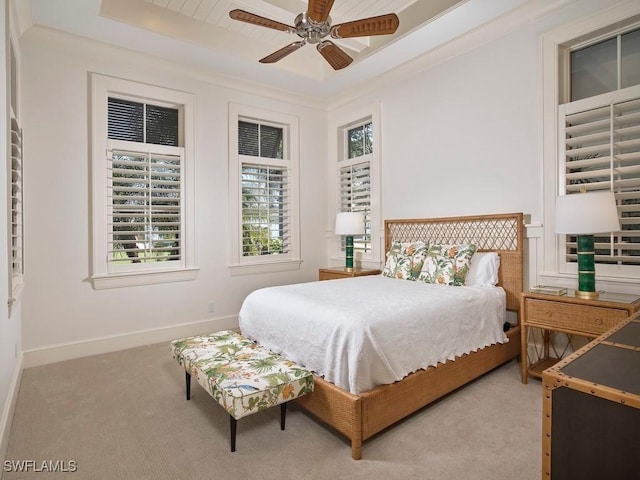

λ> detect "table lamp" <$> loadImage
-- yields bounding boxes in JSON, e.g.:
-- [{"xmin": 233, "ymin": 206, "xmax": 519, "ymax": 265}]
[
  {"xmin": 335, "ymin": 212, "xmax": 365, "ymax": 271},
  {"xmin": 555, "ymin": 190, "xmax": 620, "ymax": 299}
]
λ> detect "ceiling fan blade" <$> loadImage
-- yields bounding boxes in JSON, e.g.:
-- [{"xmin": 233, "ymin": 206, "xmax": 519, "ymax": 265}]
[
  {"xmin": 331, "ymin": 13, "xmax": 399, "ymax": 39},
  {"xmin": 229, "ymin": 9, "xmax": 294, "ymax": 33},
  {"xmin": 317, "ymin": 41, "xmax": 353, "ymax": 70},
  {"xmin": 260, "ymin": 41, "xmax": 306, "ymax": 64},
  {"xmin": 307, "ymin": 0, "xmax": 335, "ymax": 24}
]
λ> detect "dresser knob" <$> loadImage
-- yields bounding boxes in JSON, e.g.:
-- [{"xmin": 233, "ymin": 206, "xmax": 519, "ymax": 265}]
[
  {"xmin": 544, "ymin": 310, "xmax": 553, "ymax": 317},
  {"xmin": 594, "ymin": 317, "xmax": 603, "ymax": 325}
]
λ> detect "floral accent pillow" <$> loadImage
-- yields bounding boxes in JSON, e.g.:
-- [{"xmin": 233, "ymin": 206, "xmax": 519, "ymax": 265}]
[
  {"xmin": 382, "ymin": 241, "xmax": 428, "ymax": 280},
  {"xmin": 418, "ymin": 243, "xmax": 477, "ymax": 286}
]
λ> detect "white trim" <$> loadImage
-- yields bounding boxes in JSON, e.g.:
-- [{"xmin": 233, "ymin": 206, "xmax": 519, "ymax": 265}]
[
  {"xmin": 0, "ymin": 351, "xmax": 22, "ymax": 464},
  {"xmin": 22, "ymin": 315, "xmax": 238, "ymax": 368},
  {"xmin": 541, "ymin": 1, "xmax": 640, "ymax": 286},
  {"xmin": 227, "ymin": 102, "xmax": 301, "ymax": 274},
  {"xmin": 7, "ymin": 7, "xmax": 23, "ymax": 311},
  {"xmin": 228, "ymin": 259, "xmax": 303, "ymax": 276},
  {"xmin": 90, "ymin": 267, "xmax": 199, "ymax": 289},
  {"xmin": 90, "ymin": 73, "xmax": 197, "ymax": 288}
]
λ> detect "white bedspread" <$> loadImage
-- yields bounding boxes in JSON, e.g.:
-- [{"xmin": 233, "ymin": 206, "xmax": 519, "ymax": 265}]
[{"xmin": 238, "ymin": 275, "xmax": 508, "ymax": 394}]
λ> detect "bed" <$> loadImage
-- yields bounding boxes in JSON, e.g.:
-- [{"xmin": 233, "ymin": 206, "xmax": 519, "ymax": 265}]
[{"xmin": 240, "ymin": 212, "xmax": 524, "ymax": 459}]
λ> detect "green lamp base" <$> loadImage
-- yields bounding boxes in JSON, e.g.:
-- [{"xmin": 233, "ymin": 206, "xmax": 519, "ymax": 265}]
[
  {"xmin": 576, "ymin": 234, "xmax": 598, "ymax": 299},
  {"xmin": 345, "ymin": 235, "xmax": 354, "ymax": 271}
]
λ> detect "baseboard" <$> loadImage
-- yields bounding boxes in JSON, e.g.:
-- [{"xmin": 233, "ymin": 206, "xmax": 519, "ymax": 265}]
[
  {"xmin": 0, "ymin": 352, "xmax": 23, "ymax": 466},
  {"xmin": 22, "ymin": 315, "xmax": 238, "ymax": 368}
]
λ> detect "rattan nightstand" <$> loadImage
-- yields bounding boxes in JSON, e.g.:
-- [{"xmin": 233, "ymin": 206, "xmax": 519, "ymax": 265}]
[{"xmin": 520, "ymin": 291, "xmax": 640, "ymax": 384}]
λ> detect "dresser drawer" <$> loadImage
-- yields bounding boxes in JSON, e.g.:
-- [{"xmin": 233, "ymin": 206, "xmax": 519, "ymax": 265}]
[{"xmin": 525, "ymin": 299, "xmax": 627, "ymax": 336}]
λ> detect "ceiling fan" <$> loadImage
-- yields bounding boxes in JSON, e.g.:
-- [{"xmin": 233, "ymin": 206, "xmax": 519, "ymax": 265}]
[{"xmin": 229, "ymin": 0, "xmax": 400, "ymax": 70}]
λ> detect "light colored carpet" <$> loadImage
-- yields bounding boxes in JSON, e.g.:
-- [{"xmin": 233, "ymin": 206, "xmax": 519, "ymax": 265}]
[{"xmin": 3, "ymin": 343, "xmax": 542, "ymax": 479}]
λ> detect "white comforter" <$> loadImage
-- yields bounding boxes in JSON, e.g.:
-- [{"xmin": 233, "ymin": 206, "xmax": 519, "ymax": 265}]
[{"xmin": 239, "ymin": 275, "xmax": 508, "ymax": 394}]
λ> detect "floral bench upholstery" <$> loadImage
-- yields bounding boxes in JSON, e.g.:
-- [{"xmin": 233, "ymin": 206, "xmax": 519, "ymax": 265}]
[{"xmin": 170, "ymin": 330, "xmax": 314, "ymax": 452}]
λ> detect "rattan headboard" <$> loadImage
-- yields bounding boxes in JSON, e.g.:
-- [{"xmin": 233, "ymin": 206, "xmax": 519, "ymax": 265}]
[{"xmin": 384, "ymin": 212, "xmax": 524, "ymax": 314}]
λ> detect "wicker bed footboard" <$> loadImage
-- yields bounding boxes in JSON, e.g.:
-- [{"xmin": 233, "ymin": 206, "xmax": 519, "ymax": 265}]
[{"xmin": 295, "ymin": 326, "xmax": 521, "ymax": 459}]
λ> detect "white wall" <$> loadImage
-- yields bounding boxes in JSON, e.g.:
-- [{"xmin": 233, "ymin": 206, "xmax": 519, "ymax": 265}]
[
  {"xmin": 19, "ymin": 27, "xmax": 328, "ymax": 365},
  {"xmin": 379, "ymin": 23, "xmax": 541, "ymax": 221}
]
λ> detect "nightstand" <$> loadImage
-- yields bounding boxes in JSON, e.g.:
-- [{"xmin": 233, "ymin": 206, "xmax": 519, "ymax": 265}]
[
  {"xmin": 318, "ymin": 267, "xmax": 381, "ymax": 281},
  {"xmin": 520, "ymin": 291, "xmax": 640, "ymax": 383}
]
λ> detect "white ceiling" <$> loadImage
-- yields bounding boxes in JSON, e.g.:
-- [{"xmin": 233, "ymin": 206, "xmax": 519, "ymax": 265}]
[{"xmin": 17, "ymin": 0, "xmax": 551, "ymax": 100}]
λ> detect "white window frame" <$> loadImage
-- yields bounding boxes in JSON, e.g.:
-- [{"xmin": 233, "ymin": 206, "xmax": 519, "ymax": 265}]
[
  {"xmin": 7, "ymin": 31, "xmax": 23, "ymax": 307},
  {"xmin": 228, "ymin": 103, "xmax": 301, "ymax": 275},
  {"xmin": 329, "ymin": 103, "xmax": 381, "ymax": 267},
  {"xmin": 90, "ymin": 74, "xmax": 197, "ymax": 289},
  {"xmin": 540, "ymin": 3, "xmax": 640, "ymax": 291}
]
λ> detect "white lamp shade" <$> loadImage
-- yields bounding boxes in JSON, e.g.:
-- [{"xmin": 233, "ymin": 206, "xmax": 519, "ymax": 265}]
[
  {"xmin": 335, "ymin": 212, "xmax": 365, "ymax": 235},
  {"xmin": 555, "ymin": 191, "xmax": 620, "ymax": 234}
]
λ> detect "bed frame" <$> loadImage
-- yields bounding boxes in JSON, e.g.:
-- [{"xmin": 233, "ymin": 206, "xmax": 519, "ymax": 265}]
[{"xmin": 295, "ymin": 212, "xmax": 524, "ymax": 459}]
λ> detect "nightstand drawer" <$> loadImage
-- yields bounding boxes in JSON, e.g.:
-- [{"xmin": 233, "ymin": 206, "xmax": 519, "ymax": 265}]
[
  {"xmin": 319, "ymin": 271, "xmax": 351, "ymax": 281},
  {"xmin": 525, "ymin": 299, "xmax": 627, "ymax": 336},
  {"xmin": 318, "ymin": 268, "xmax": 381, "ymax": 281}
]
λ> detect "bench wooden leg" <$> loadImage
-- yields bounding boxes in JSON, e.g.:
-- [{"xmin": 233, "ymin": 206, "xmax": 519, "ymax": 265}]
[
  {"xmin": 280, "ymin": 402, "xmax": 287, "ymax": 430},
  {"xmin": 230, "ymin": 415, "xmax": 237, "ymax": 452},
  {"xmin": 185, "ymin": 372, "xmax": 191, "ymax": 400}
]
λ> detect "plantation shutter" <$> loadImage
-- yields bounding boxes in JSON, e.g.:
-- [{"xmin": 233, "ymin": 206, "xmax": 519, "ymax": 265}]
[
  {"xmin": 238, "ymin": 119, "xmax": 289, "ymax": 258},
  {"xmin": 241, "ymin": 162, "xmax": 290, "ymax": 256},
  {"xmin": 561, "ymin": 94, "xmax": 640, "ymax": 266},
  {"xmin": 107, "ymin": 142, "xmax": 183, "ymax": 266},
  {"xmin": 339, "ymin": 161, "xmax": 372, "ymax": 252},
  {"xmin": 108, "ymin": 98, "xmax": 179, "ymax": 146},
  {"xmin": 10, "ymin": 115, "xmax": 23, "ymax": 278}
]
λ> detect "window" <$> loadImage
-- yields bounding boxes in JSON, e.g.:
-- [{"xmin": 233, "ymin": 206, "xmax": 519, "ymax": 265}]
[
  {"xmin": 570, "ymin": 28, "xmax": 640, "ymax": 102},
  {"xmin": 329, "ymin": 104, "xmax": 381, "ymax": 267},
  {"xmin": 338, "ymin": 121, "xmax": 373, "ymax": 253},
  {"xmin": 228, "ymin": 104, "xmax": 300, "ymax": 274},
  {"xmin": 90, "ymin": 74, "xmax": 196, "ymax": 289},
  {"xmin": 559, "ymin": 25, "xmax": 640, "ymax": 276},
  {"xmin": 8, "ymin": 37, "xmax": 23, "ymax": 305},
  {"xmin": 541, "ymin": 5, "xmax": 640, "ymax": 288}
]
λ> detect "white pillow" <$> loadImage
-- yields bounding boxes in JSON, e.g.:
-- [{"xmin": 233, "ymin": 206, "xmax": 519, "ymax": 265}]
[{"xmin": 464, "ymin": 252, "xmax": 500, "ymax": 287}]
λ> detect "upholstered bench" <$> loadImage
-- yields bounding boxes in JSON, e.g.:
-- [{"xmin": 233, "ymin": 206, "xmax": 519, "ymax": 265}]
[{"xmin": 170, "ymin": 330, "xmax": 314, "ymax": 452}]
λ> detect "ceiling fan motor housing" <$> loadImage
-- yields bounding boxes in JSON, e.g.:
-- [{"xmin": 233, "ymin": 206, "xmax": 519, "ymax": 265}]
[{"xmin": 294, "ymin": 12, "xmax": 331, "ymax": 44}]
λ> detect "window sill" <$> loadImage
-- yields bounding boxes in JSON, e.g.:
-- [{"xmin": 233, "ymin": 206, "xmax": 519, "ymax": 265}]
[
  {"xmin": 228, "ymin": 259, "xmax": 302, "ymax": 276},
  {"xmin": 91, "ymin": 268, "xmax": 199, "ymax": 289}
]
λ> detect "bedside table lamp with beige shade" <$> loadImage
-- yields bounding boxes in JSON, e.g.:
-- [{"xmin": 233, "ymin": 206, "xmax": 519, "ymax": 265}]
[
  {"xmin": 335, "ymin": 212, "xmax": 365, "ymax": 272},
  {"xmin": 555, "ymin": 189, "xmax": 620, "ymax": 299}
]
